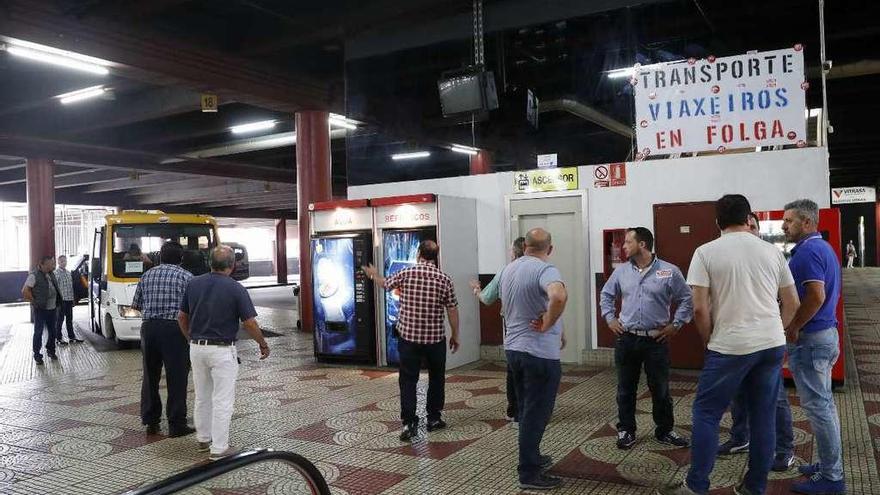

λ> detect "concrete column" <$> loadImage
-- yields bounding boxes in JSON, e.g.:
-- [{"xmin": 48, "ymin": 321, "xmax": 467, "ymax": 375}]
[
  {"xmin": 26, "ymin": 158, "xmax": 55, "ymax": 269},
  {"xmin": 295, "ymin": 111, "xmax": 331, "ymax": 333},
  {"xmin": 469, "ymin": 150, "xmax": 492, "ymax": 175},
  {"xmin": 275, "ymin": 219, "xmax": 288, "ymax": 285}
]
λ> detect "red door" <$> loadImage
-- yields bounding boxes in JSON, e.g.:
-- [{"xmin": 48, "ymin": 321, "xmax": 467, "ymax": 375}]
[{"xmin": 653, "ymin": 202, "xmax": 719, "ymax": 369}]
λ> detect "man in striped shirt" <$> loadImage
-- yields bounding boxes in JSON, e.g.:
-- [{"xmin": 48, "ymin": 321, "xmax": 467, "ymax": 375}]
[{"xmin": 363, "ymin": 240, "xmax": 460, "ymax": 442}]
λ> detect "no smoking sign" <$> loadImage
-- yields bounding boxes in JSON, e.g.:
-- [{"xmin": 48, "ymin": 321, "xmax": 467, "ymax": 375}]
[{"xmin": 593, "ymin": 163, "xmax": 626, "ymax": 188}]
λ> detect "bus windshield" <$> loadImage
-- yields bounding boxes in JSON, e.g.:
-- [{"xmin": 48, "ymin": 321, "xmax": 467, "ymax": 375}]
[{"xmin": 112, "ymin": 223, "xmax": 215, "ymax": 278}]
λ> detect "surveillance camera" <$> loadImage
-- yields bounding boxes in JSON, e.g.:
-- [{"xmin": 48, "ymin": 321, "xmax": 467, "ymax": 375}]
[{"xmin": 823, "ymin": 60, "xmax": 833, "ymax": 72}]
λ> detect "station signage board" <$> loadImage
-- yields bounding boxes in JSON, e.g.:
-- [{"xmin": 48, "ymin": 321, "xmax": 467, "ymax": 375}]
[
  {"xmin": 312, "ymin": 207, "xmax": 373, "ymax": 233},
  {"xmin": 514, "ymin": 167, "xmax": 578, "ymax": 193},
  {"xmin": 375, "ymin": 202, "xmax": 436, "ymax": 228},
  {"xmin": 633, "ymin": 46, "xmax": 807, "ymax": 156},
  {"xmin": 831, "ymin": 186, "xmax": 876, "ymax": 205}
]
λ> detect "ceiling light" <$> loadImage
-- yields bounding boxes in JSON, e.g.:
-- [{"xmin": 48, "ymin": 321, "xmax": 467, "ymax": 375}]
[
  {"xmin": 450, "ymin": 144, "xmax": 479, "ymax": 156},
  {"xmin": 56, "ymin": 85, "xmax": 106, "ymax": 104},
  {"xmin": 230, "ymin": 120, "xmax": 277, "ymax": 134},
  {"xmin": 329, "ymin": 116, "xmax": 357, "ymax": 130},
  {"xmin": 3, "ymin": 40, "xmax": 111, "ymax": 75},
  {"xmin": 606, "ymin": 67, "xmax": 635, "ymax": 79},
  {"xmin": 392, "ymin": 151, "xmax": 431, "ymax": 161}
]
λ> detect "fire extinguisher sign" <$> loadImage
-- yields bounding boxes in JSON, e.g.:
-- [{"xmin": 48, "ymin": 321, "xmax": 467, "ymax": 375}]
[{"xmin": 593, "ymin": 163, "xmax": 626, "ymax": 188}]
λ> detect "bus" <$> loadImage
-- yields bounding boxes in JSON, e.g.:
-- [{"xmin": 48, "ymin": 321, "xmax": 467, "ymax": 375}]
[{"xmin": 88, "ymin": 210, "xmax": 248, "ymax": 345}]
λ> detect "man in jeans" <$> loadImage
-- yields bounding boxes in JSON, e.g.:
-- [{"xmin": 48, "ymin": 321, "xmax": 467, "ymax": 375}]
[
  {"xmin": 363, "ymin": 240, "xmax": 460, "ymax": 442},
  {"xmin": 659, "ymin": 194, "xmax": 800, "ymax": 495},
  {"xmin": 54, "ymin": 255, "xmax": 83, "ymax": 345},
  {"xmin": 782, "ymin": 199, "xmax": 846, "ymax": 495},
  {"xmin": 717, "ymin": 213, "xmax": 795, "ymax": 473},
  {"xmin": 179, "ymin": 246, "xmax": 270, "ymax": 460},
  {"xmin": 600, "ymin": 227, "xmax": 692, "ymax": 450},
  {"xmin": 22, "ymin": 255, "xmax": 61, "ymax": 365},
  {"xmin": 501, "ymin": 228, "xmax": 568, "ymax": 490}
]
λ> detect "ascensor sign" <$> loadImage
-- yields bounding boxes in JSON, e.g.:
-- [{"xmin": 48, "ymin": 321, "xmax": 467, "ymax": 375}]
[{"xmin": 633, "ymin": 46, "xmax": 807, "ymax": 157}]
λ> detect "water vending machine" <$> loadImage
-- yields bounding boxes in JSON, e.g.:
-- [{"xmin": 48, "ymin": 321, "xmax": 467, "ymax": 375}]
[{"xmin": 309, "ymin": 200, "xmax": 376, "ymax": 364}]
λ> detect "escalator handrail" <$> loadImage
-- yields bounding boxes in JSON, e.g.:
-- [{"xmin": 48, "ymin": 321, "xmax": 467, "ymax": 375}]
[{"xmin": 122, "ymin": 449, "xmax": 331, "ymax": 495}]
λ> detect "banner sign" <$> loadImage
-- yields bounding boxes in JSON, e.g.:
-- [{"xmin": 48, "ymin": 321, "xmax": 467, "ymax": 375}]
[
  {"xmin": 831, "ymin": 187, "xmax": 876, "ymax": 205},
  {"xmin": 634, "ymin": 46, "xmax": 807, "ymax": 157},
  {"xmin": 514, "ymin": 167, "xmax": 578, "ymax": 193}
]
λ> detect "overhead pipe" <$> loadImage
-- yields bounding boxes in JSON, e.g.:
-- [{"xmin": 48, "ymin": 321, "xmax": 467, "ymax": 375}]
[{"xmin": 539, "ymin": 98, "xmax": 634, "ymax": 139}]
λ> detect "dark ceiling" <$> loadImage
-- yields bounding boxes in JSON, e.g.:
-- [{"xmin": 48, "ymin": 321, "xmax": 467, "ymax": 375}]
[{"xmin": 0, "ymin": 0, "xmax": 876, "ymax": 219}]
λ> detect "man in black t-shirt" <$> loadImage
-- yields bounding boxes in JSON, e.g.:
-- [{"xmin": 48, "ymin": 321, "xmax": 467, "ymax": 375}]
[{"xmin": 178, "ymin": 245, "xmax": 270, "ymax": 461}]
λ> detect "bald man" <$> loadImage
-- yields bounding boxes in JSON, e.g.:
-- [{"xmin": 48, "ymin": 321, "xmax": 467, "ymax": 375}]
[
  {"xmin": 500, "ymin": 228, "xmax": 568, "ymax": 490},
  {"xmin": 364, "ymin": 240, "xmax": 460, "ymax": 442}
]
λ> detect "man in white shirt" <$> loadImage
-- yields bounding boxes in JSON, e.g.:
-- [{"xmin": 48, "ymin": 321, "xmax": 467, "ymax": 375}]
[{"xmin": 658, "ymin": 194, "xmax": 800, "ymax": 495}]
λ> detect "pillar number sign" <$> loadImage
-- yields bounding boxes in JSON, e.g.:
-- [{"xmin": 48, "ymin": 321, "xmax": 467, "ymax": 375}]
[
  {"xmin": 633, "ymin": 46, "xmax": 807, "ymax": 157},
  {"xmin": 201, "ymin": 94, "xmax": 218, "ymax": 113},
  {"xmin": 514, "ymin": 167, "xmax": 579, "ymax": 193}
]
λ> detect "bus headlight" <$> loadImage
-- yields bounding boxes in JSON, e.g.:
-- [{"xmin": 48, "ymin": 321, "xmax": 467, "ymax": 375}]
[{"xmin": 118, "ymin": 305, "xmax": 142, "ymax": 319}]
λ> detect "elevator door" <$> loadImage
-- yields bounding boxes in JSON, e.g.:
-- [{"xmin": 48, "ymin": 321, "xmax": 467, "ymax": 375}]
[
  {"xmin": 509, "ymin": 195, "xmax": 586, "ymax": 364},
  {"xmin": 653, "ymin": 202, "xmax": 718, "ymax": 369}
]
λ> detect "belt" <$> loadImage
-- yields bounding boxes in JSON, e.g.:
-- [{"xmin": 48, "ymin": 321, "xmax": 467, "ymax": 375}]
[
  {"xmin": 624, "ymin": 328, "xmax": 659, "ymax": 337},
  {"xmin": 191, "ymin": 339, "xmax": 233, "ymax": 346}
]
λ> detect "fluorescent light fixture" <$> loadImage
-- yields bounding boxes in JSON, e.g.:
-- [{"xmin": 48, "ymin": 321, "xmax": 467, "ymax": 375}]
[
  {"xmin": 230, "ymin": 120, "xmax": 277, "ymax": 134},
  {"xmin": 391, "ymin": 151, "xmax": 431, "ymax": 160},
  {"xmin": 450, "ymin": 144, "xmax": 479, "ymax": 156},
  {"xmin": 808, "ymin": 108, "xmax": 822, "ymax": 118},
  {"xmin": 56, "ymin": 85, "xmax": 106, "ymax": 104},
  {"xmin": 606, "ymin": 67, "xmax": 635, "ymax": 79},
  {"xmin": 3, "ymin": 40, "xmax": 111, "ymax": 75},
  {"xmin": 328, "ymin": 113, "xmax": 358, "ymax": 130},
  {"xmin": 329, "ymin": 117, "xmax": 357, "ymax": 130}
]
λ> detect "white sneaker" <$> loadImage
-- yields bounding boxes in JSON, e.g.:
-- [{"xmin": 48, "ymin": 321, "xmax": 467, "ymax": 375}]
[{"xmin": 208, "ymin": 446, "xmax": 239, "ymax": 461}]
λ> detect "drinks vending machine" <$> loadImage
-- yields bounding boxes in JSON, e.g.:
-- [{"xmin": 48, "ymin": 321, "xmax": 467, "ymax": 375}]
[
  {"xmin": 309, "ymin": 200, "xmax": 376, "ymax": 364},
  {"xmin": 371, "ymin": 194, "xmax": 480, "ymax": 369}
]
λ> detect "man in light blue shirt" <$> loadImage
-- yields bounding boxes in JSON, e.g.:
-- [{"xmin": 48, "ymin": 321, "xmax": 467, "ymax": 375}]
[
  {"xmin": 501, "ymin": 228, "xmax": 568, "ymax": 491},
  {"xmin": 600, "ymin": 227, "xmax": 692, "ymax": 450}
]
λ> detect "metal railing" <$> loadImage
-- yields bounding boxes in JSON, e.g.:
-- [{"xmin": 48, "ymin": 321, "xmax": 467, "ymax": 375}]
[{"xmin": 122, "ymin": 449, "xmax": 331, "ymax": 495}]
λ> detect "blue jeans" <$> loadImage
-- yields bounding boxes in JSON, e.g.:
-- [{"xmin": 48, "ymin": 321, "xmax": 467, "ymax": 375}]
[
  {"xmin": 728, "ymin": 374, "xmax": 794, "ymax": 456},
  {"xmin": 788, "ymin": 327, "xmax": 844, "ymax": 482},
  {"xmin": 32, "ymin": 308, "xmax": 57, "ymax": 358},
  {"xmin": 506, "ymin": 350, "xmax": 561, "ymax": 482},
  {"xmin": 686, "ymin": 345, "xmax": 784, "ymax": 494}
]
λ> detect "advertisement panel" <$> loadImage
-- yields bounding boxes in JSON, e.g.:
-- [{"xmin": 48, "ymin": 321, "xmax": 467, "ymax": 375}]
[
  {"xmin": 312, "ymin": 237, "xmax": 357, "ymax": 356},
  {"xmin": 831, "ymin": 186, "xmax": 876, "ymax": 205},
  {"xmin": 633, "ymin": 47, "xmax": 807, "ymax": 156}
]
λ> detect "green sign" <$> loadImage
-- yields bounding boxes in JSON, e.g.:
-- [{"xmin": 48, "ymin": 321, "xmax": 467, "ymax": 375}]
[{"xmin": 513, "ymin": 167, "xmax": 579, "ymax": 193}]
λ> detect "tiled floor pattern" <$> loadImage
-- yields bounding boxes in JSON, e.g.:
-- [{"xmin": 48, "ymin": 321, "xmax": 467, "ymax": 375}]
[{"xmin": 0, "ymin": 271, "xmax": 878, "ymax": 494}]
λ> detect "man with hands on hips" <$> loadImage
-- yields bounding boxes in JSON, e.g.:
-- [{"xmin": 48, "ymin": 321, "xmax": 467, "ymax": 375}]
[{"xmin": 600, "ymin": 227, "xmax": 693, "ymax": 450}]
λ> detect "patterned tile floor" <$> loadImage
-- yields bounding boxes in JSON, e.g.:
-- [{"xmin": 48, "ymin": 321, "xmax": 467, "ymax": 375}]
[{"xmin": 0, "ymin": 270, "xmax": 879, "ymax": 494}]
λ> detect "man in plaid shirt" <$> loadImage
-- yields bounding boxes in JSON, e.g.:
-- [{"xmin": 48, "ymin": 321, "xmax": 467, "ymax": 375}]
[
  {"xmin": 131, "ymin": 241, "xmax": 194, "ymax": 437},
  {"xmin": 363, "ymin": 240, "xmax": 460, "ymax": 442}
]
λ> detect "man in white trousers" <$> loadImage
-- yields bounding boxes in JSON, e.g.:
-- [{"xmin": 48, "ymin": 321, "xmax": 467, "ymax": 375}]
[{"xmin": 178, "ymin": 245, "xmax": 270, "ymax": 460}]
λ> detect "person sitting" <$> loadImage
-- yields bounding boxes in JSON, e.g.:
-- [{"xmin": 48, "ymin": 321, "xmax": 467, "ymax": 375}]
[
  {"xmin": 182, "ymin": 250, "xmax": 209, "ymax": 276},
  {"xmin": 124, "ymin": 244, "xmax": 153, "ymax": 269}
]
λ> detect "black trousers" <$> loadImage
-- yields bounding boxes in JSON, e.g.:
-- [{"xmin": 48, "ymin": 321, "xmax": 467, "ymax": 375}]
[
  {"xmin": 506, "ymin": 363, "xmax": 518, "ymax": 419},
  {"xmin": 614, "ymin": 332, "xmax": 674, "ymax": 437},
  {"xmin": 55, "ymin": 300, "xmax": 75, "ymax": 340},
  {"xmin": 32, "ymin": 308, "xmax": 57, "ymax": 358},
  {"xmin": 140, "ymin": 319, "xmax": 190, "ymax": 430},
  {"xmin": 507, "ymin": 350, "xmax": 561, "ymax": 482},
  {"xmin": 398, "ymin": 337, "xmax": 446, "ymax": 425}
]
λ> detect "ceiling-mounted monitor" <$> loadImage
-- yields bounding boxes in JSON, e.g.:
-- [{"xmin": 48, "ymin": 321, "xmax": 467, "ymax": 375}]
[{"xmin": 438, "ymin": 68, "xmax": 498, "ymax": 117}]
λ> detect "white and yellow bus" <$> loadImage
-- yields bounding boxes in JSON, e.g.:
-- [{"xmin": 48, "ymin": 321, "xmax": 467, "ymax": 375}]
[{"xmin": 88, "ymin": 210, "xmax": 248, "ymax": 345}]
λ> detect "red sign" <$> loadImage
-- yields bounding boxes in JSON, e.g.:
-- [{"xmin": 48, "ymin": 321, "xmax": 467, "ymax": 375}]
[{"xmin": 593, "ymin": 163, "xmax": 627, "ymax": 188}]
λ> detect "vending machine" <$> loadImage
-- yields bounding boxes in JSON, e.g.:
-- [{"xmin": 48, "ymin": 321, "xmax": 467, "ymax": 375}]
[
  {"xmin": 309, "ymin": 200, "xmax": 376, "ymax": 364},
  {"xmin": 754, "ymin": 207, "xmax": 845, "ymax": 386},
  {"xmin": 372, "ymin": 194, "xmax": 479, "ymax": 369}
]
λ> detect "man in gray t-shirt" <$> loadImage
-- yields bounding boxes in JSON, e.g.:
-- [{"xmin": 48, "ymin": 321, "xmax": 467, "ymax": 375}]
[{"xmin": 500, "ymin": 228, "xmax": 568, "ymax": 490}]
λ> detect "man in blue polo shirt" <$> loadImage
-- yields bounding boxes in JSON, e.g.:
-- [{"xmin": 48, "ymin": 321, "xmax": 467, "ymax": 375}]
[{"xmin": 782, "ymin": 199, "xmax": 846, "ymax": 495}]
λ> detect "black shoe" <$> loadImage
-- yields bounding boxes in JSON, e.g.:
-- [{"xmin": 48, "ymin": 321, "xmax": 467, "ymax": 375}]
[
  {"xmin": 47, "ymin": 353, "xmax": 58, "ymax": 360},
  {"xmin": 540, "ymin": 455, "xmax": 553, "ymax": 471},
  {"xmin": 657, "ymin": 431, "xmax": 690, "ymax": 448},
  {"xmin": 399, "ymin": 423, "xmax": 418, "ymax": 442},
  {"xmin": 34, "ymin": 355, "xmax": 44, "ymax": 365},
  {"xmin": 56, "ymin": 340, "xmax": 68, "ymax": 346},
  {"xmin": 520, "ymin": 474, "xmax": 563, "ymax": 490},
  {"xmin": 616, "ymin": 430, "xmax": 636, "ymax": 449},
  {"xmin": 146, "ymin": 424, "xmax": 160, "ymax": 435},
  {"xmin": 426, "ymin": 419, "xmax": 447, "ymax": 432},
  {"xmin": 169, "ymin": 426, "xmax": 196, "ymax": 438}
]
